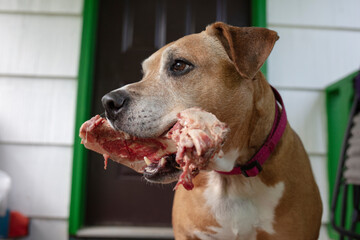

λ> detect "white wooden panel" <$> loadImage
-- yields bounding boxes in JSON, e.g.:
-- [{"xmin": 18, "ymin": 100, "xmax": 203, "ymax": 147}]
[
  {"xmin": 309, "ymin": 155, "xmax": 329, "ymax": 223},
  {"xmin": 319, "ymin": 224, "xmax": 330, "ymax": 240},
  {"xmin": 0, "ymin": 14, "xmax": 81, "ymax": 77},
  {"xmin": 0, "ymin": 0, "xmax": 83, "ymax": 14},
  {"xmin": 25, "ymin": 219, "xmax": 67, "ymax": 240},
  {"xmin": 77, "ymin": 226, "xmax": 174, "ymax": 238},
  {"xmin": 268, "ymin": 27, "xmax": 360, "ymax": 89},
  {"xmin": 0, "ymin": 144, "xmax": 72, "ymax": 218},
  {"xmin": 268, "ymin": 0, "xmax": 360, "ymax": 29},
  {"xmin": 279, "ymin": 89, "xmax": 327, "ymax": 154},
  {"xmin": 0, "ymin": 77, "xmax": 77, "ymax": 145}
]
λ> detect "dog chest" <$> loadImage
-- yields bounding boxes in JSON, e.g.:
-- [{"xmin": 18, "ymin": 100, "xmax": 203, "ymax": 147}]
[{"xmin": 195, "ymin": 172, "xmax": 285, "ymax": 240}]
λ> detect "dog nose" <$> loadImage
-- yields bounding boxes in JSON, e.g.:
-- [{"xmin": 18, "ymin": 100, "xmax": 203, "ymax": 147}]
[{"xmin": 102, "ymin": 91, "xmax": 129, "ymax": 115}]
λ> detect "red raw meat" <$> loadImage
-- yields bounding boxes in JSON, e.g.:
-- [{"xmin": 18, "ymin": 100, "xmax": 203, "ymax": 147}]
[
  {"xmin": 79, "ymin": 108, "xmax": 229, "ymax": 190},
  {"xmin": 79, "ymin": 115, "xmax": 177, "ymax": 173}
]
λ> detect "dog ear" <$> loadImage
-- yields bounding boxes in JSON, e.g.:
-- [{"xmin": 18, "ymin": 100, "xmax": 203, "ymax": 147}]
[{"xmin": 206, "ymin": 22, "xmax": 279, "ymax": 80}]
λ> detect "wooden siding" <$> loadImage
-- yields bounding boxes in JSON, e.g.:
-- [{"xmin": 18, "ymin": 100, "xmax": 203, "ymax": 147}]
[{"xmin": 0, "ymin": 1, "xmax": 83, "ymax": 239}]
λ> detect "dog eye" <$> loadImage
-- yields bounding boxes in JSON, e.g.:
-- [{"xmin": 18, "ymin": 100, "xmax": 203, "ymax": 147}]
[
  {"xmin": 172, "ymin": 61, "xmax": 187, "ymax": 72},
  {"xmin": 170, "ymin": 60, "xmax": 193, "ymax": 75}
]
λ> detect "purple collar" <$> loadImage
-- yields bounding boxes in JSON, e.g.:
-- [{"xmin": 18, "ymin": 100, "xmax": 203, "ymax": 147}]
[{"xmin": 216, "ymin": 86, "xmax": 287, "ymax": 177}]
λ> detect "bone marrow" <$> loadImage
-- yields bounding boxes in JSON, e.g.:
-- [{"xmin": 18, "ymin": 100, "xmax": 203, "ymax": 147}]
[{"xmin": 79, "ymin": 108, "xmax": 229, "ymax": 190}]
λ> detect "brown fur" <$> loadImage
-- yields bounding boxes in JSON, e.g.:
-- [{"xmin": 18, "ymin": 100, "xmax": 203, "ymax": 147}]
[
  {"xmin": 115, "ymin": 22, "xmax": 322, "ymax": 239},
  {"xmin": 171, "ymin": 23, "xmax": 322, "ymax": 239}
]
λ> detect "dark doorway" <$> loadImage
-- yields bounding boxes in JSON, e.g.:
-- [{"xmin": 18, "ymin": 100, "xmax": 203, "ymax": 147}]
[{"xmin": 85, "ymin": 0, "xmax": 250, "ymax": 227}]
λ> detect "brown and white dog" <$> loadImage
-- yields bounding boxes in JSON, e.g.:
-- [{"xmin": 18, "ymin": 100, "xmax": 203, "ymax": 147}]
[{"xmin": 102, "ymin": 22, "xmax": 323, "ymax": 240}]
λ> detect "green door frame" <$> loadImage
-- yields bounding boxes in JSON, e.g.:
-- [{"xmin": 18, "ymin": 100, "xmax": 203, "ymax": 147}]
[
  {"xmin": 69, "ymin": 0, "xmax": 267, "ymax": 235},
  {"xmin": 69, "ymin": 0, "xmax": 98, "ymax": 235}
]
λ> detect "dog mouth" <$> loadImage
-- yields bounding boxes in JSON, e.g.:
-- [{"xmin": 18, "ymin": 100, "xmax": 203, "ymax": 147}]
[
  {"xmin": 140, "ymin": 119, "xmax": 182, "ymax": 183},
  {"xmin": 103, "ymin": 111, "xmax": 184, "ymax": 184},
  {"xmin": 106, "ymin": 114, "xmax": 181, "ymax": 182},
  {"xmin": 143, "ymin": 153, "xmax": 181, "ymax": 183}
]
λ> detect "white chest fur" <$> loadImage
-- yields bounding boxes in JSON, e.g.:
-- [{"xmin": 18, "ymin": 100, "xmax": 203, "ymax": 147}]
[{"xmin": 195, "ymin": 172, "xmax": 285, "ymax": 240}]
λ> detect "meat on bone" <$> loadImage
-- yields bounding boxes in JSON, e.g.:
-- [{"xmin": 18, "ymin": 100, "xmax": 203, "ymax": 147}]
[
  {"xmin": 79, "ymin": 115, "xmax": 177, "ymax": 173},
  {"xmin": 79, "ymin": 108, "xmax": 229, "ymax": 190}
]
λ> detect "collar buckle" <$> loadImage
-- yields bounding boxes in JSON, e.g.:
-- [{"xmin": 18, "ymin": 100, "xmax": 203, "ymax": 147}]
[{"xmin": 240, "ymin": 160, "xmax": 263, "ymax": 177}]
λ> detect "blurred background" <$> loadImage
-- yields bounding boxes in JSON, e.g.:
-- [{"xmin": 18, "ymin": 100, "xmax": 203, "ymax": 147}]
[{"xmin": 0, "ymin": 0, "xmax": 359, "ymax": 239}]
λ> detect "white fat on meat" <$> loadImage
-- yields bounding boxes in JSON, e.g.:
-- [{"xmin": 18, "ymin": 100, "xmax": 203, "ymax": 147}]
[{"xmin": 168, "ymin": 108, "xmax": 229, "ymax": 190}]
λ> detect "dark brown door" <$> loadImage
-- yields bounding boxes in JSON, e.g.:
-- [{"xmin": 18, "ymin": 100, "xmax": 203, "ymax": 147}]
[{"xmin": 85, "ymin": 0, "xmax": 250, "ymax": 227}]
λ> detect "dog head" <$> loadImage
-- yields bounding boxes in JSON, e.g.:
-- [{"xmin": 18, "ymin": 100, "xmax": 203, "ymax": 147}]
[{"xmin": 102, "ymin": 22, "xmax": 278, "ymax": 183}]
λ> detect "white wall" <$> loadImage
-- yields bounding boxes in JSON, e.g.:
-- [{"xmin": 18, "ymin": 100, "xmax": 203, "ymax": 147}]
[
  {"xmin": 0, "ymin": 1, "xmax": 83, "ymax": 239},
  {"xmin": 267, "ymin": 0, "xmax": 360, "ymax": 239}
]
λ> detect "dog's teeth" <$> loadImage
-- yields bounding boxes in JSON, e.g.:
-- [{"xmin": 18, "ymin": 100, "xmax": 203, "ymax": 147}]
[
  {"xmin": 160, "ymin": 157, "xmax": 166, "ymax": 166},
  {"xmin": 146, "ymin": 167, "xmax": 157, "ymax": 173},
  {"xmin": 144, "ymin": 156, "xmax": 151, "ymax": 166}
]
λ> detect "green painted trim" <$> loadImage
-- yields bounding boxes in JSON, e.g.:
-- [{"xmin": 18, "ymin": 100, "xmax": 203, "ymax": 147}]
[
  {"xmin": 251, "ymin": 0, "xmax": 266, "ymax": 28},
  {"xmin": 251, "ymin": 0, "xmax": 267, "ymax": 76},
  {"xmin": 69, "ymin": 0, "xmax": 98, "ymax": 235},
  {"xmin": 326, "ymin": 71, "xmax": 358, "ymax": 239}
]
